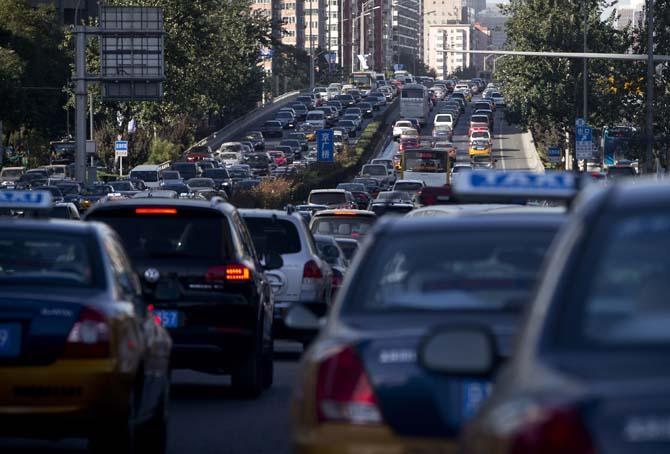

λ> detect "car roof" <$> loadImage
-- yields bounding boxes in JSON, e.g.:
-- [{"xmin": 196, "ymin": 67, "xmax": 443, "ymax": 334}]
[
  {"xmin": 381, "ymin": 212, "xmax": 564, "ymax": 235},
  {"xmin": 310, "ymin": 189, "xmax": 347, "ymax": 194},
  {"xmin": 238, "ymin": 208, "xmax": 303, "ymax": 222},
  {"xmin": 84, "ymin": 197, "xmax": 236, "ymax": 216},
  {"xmin": 313, "ymin": 209, "xmax": 376, "ymax": 217},
  {"xmin": 0, "ymin": 217, "xmax": 108, "ymax": 236}
]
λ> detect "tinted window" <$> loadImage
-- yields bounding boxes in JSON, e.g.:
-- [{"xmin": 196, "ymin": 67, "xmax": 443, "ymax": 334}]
[
  {"xmin": 88, "ymin": 208, "xmax": 231, "ymax": 260},
  {"xmin": 171, "ymin": 163, "xmax": 198, "ymax": 179},
  {"xmin": 308, "ymin": 192, "xmax": 346, "ymax": 205},
  {"xmin": 161, "ymin": 184, "xmax": 189, "ymax": 193},
  {"xmin": 109, "ymin": 181, "xmax": 134, "ymax": 191},
  {"xmin": 311, "ymin": 216, "xmax": 375, "ymax": 237},
  {"xmin": 243, "ymin": 217, "xmax": 301, "ymax": 256},
  {"xmin": 569, "ymin": 213, "xmax": 670, "ymax": 345},
  {"xmin": 402, "ymin": 88, "xmax": 425, "ymax": 98},
  {"xmin": 0, "ymin": 230, "xmax": 103, "ymax": 288},
  {"xmin": 82, "ymin": 186, "xmax": 111, "ymax": 196},
  {"xmin": 394, "ymin": 182, "xmax": 423, "ymax": 191},
  {"xmin": 203, "ymin": 169, "xmax": 230, "ymax": 179},
  {"xmin": 343, "ymin": 229, "xmax": 557, "ymax": 312}
]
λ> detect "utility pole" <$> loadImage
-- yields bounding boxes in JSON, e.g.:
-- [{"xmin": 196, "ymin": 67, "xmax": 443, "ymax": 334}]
[
  {"xmin": 74, "ymin": 26, "xmax": 87, "ymax": 184},
  {"xmin": 646, "ymin": 0, "xmax": 654, "ymax": 173},
  {"xmin": 582, "ymin": 0, "xmax": 588, "ymax": 172},
  {"xmin": 309, "ymin": 1, "xmax": 315, "ymax": 90}
]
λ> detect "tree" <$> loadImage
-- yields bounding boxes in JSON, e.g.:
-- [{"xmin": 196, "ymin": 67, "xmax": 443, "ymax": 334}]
[
  {"xmin": 0, "ymin": 0, "xmax": 69, "ymax": 147},
  {"xmin": 496, "ymin": 0, "xmax": 631, "ymax": 159}
]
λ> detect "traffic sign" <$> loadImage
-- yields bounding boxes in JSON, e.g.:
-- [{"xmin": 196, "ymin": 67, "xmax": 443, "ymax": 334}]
[
  {"xmin": 575, "ymin": 118, "xmax": 593, "ymax": 161},
  {"xmin": 316, "ymin": 129, "xmax": 334, "ymax": 162},
  {"xmin": 114, "ymin": 140, "xmax": 128, "ymax": 157},
  {"xmin": 548, "ymin": 146, "xmax": 562, "ymax": 163},
  {"xmin": 452, "ymin": 171, "xmax": 577, "ymax": 200}
]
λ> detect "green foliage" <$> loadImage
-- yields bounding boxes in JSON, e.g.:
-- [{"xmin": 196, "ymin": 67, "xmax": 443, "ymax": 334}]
[
  {"xmin": 497, "ymin": 0, "xmax": 630, "ymax": 148},
  {"xmin": 0, "ymin": 0, "xmax": 69, "ymax": 144},
  {"xmin": 147, "ymin": 137, "xmax": 181, "ymax": 164}
]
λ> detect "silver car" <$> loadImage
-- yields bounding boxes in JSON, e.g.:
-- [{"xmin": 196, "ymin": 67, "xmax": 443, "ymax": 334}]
[{"xmin": 240, "ymin": 209, "xmax": 332, "ymax": 343}]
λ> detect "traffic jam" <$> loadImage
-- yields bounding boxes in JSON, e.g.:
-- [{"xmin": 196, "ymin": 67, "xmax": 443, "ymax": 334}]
[{"xmin": 1, "ymin": 73, "xmax": 667, "ymax": 454}]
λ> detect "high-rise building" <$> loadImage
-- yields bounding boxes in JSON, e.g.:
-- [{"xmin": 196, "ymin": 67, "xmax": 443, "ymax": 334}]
[
  {"xmin": 304, "ymin": 0, "xmax": 327, "ymax": 51},
  {"xmin": 476, "ymin": 6, "xmax": 507, "ymax": 50},
  {"xmin": 426, "ymin": 23, "xmax": 471, "ymax": 80},
  {"xmin": 423, "ymin": 0, "xmax": 463, "ymax": 76},
  {"xmin": 389, "ymin": 0, "xmax": 421, "ymax": 72},
  {"xmin": 472, "ymin": 22, "xmax": 491, "ymax": 71},
  {"xmin": 616, "ymin": 7, "xmax": 643, "ymax": 30}
]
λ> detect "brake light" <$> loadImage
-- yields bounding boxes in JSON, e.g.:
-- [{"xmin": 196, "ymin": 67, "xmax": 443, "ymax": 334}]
[
  {"xmin": 511, "ymin": 406, "xmax": 595, "ymax": 454},
  {"xmin": 303, "ymin": 260, "xmax": 323, "ymax": 279},
  {"xmin": 135, "ymin": 208, "xmax": 177, "ymax": 215},
  {"xmin": 316, "ymin": 345, "xmax": 382, "ymax": 425},
  {"xmin": 63, "ymin": 307, "xmax": 110, "ymax": 358},
  {"xmin": 205, "ymin": 264, "xmax": 252, "ymax": 283}
]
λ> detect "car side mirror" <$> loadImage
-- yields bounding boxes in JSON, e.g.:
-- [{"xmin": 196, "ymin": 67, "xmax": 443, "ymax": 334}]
[
  {"xmin": 263, "ymin": 251, "xmax": 283, "ymax": 271},
  {"xmin": 419, "ymin": 326, "xmax": 496, "ymax": 376}
]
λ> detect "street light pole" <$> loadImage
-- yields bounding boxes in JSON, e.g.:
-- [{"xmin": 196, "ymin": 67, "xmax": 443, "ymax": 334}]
[
  {"xmin": 646, "ymin": 0, "xmax": 654, "ymax": 173},
  {"xmin": 309, "ymin": 1, "xmax": 315, "ymax": 89}
]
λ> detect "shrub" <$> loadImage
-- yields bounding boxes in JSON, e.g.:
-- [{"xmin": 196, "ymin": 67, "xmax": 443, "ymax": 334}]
[{"xmin": 147, "ymin": 137, "xmax": 181, "ymax": 164}]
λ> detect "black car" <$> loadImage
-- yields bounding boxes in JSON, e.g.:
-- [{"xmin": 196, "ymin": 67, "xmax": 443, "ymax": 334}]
[
  {"xmin": 260, "ymin": 120, "xmax": 284, "ymax": 138},
  {"xmin": 244, "ymin": 152, "xmax": 272, "ymax": 176},
  {"xmin": 202, "ymin": 167, "xmax": 234, "ymax": 194},
  {"xmin": 326, "ymin": 100, "xmax": 344, "ymax": 112},
  {"xmin": 85, "ymin": 198, "xmax": 282, "ymax": 397},
  {"xmin": 295, "ymin": 95, "xmax": 314, "ymax": 110},
  {"xmin": 242, "ymin": 131, "xmax": 265, "ymax": 151},
  {"xmin": 171, "ymin": 161, "xmax": 200, "ymax": 180},
  {"xmin": 75, "ymin": 184, "xmax": 114, "ymax": 212},
  {"xmin": 108, "ymin": 179, "xmax": 140, "ymax": 196},
  {"xmin": 289, "ymin": 103, "xmax": 309, "ymax": 121},
  {"xmin": 334, "ymin": 94, "xmax": 356, "ymax": 107},
  {"xmin": 33, "ymin": 185, "xmax": 64, "ymax": 203},
  {"xmin": 286, "ymin": 132, "xmax": 309, "ymax": 153},
  {"xmin": 358, "ymin": 102, "xmax": 374, "ymax": 118},
  {"xmin": 280, "ymin": 139, "xmax": 303, "ymax": 156},
  {"xmin": 337, "ymin": 120, "xmax": 357, "ymax": 137}
]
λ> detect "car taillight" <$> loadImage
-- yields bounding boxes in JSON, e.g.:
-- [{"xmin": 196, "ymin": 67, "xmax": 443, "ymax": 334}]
[
  {"xmin": 511, "ymin": 406, "xmax": 595, "ymax": 454},
  {"xmin": 303, "ymin": 260, "xmax": 323, "ymax": 279},
  {"xmin": 205, "ymin": 264, "xmax": 252, "ymax": 283},
  {"xmin": 331, "ymin": 269, "xmax": 343, "ymax": 288},
  {"xmin": 63, "ymin": 307, "xmax": 110, "ymax": 358},
  {"xmin": 316, "ymin": 345, "xmax": 382, "ymax": 425}
]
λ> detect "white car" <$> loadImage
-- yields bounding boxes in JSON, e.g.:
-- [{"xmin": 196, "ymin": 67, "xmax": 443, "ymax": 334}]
[
  {"xmin": 313, "ymin": 86, "xmax": 329, "ymax": 101},
  {"xmin": 305, "ymin": 110, "xmax": 326, "ymax": 129},
  {"xmin": 433, "ymin": 113, "xmax": 455, "ymax": 130},
  {"xmin": 470, "ymin": 130, "xmax": 492, "ymax": 145},
  {"xmin": 218, "ymin": 151, "xmax": 241, "ymax": 167},
  {"xmin": 490, "ymin": 92, "xmax": 505, "ymax": 106},
  {"xmin": 393, "ymin": 120, "xmax": 416, "ymax": 140}
]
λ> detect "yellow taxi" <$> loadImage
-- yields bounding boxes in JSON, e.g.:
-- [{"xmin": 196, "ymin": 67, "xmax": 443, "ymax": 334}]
[
  {"xmin": 469, "ymin": 138, "xmax": 492, "ymax": 158},
  {"xmin": 0, "ymin": 194, "xmax": 172, "ymax": 452}
]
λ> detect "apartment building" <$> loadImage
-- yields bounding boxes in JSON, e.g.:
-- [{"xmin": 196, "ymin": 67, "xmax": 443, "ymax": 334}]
[{"xmin": 426, "ymin": 24, "xmax": 471, "ymax": 80}]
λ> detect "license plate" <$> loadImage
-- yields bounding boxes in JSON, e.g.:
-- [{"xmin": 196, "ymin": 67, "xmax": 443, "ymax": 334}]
[
  {"xmin": 0, "ymin": 323, "xmax": 21, "ymax": 357},
  {"xmin": 461, "ymin": 380, "xmax": 492, "ymax": 420},
  {"xmin": 154, "ymin": 310, "xmax": 179, "ymax": 328}
]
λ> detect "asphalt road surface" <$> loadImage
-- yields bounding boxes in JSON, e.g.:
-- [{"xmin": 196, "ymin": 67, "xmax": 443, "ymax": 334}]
[{"xmin": 0, "ymin": 342, "xmax": 303, "ymax": 454}]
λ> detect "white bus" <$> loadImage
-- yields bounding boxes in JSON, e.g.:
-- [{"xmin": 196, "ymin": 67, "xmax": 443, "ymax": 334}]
[
  {"xmin": 350, "ymin": 71, "xmax": 376, "ymax": 95},
  {"xmin": 399, "ymin": 83, "xmax": 430, "ymax": 126}
]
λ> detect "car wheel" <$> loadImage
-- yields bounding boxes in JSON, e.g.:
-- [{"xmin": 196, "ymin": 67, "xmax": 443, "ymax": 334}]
[
  {"xmin": 231, "ymin": 347, "xmax": 263, "ymax": 398},
  {"xmin": 89, "ymin": 388, "xmax": 138, "ymax": 453},
  {"xmin": 136, "ymin": 379, "xmax": 169, "ymax": 454}
]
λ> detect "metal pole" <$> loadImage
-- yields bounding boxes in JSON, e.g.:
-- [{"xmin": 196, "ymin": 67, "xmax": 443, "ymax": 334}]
[
  {"xmin": 646, "ymin": 0, "xmax": 654, "ymax": 173},
  {"xmin": 89, "ymin": 92, "xmax": 94, "ymax": 139},
  {"xmin": 360, "ymin": 5, "xmax": 364, "ymax": 70},
  {"xmin": 309, "ymin": 1, "xmax": 315, "ymax": 89},
  {"xmin": 74, "ymin": 26, "xmax": 87, "ymax": 184},
  {"xmin": 582, "ymin": 0, "xmax": 588, "ymax": 172}
]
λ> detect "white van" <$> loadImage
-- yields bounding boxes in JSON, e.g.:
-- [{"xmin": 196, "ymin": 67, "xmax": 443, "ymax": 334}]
[
  {"xmin": 305, "ymin": 110, "xmax": 326, "ymax": 129},
  {"xmin": 129, "ymin": 162, "xmax": 170, "ymax": 188},
  {"xmin": 434, "ymin": 113, "xmax": 454, "ymax": 130}
]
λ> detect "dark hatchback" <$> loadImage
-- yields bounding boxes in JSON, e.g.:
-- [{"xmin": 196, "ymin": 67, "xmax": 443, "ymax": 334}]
[
  {"xmin": 85, "ymin": 199, "xmax": 282, "ymax": 397},
  {"xmin": 291, "ymin": 213, "xmax": 564, "ymax": 451}
]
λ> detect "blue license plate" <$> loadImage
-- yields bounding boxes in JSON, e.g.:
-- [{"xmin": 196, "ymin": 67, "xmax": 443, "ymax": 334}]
[
  {"xmin": 0, "ymin": 323, "xmax": 21, "ymax": 357},
  {"xmin": 154, "ymin": 310, "xmax": 179, "ymax": 328},
  {"xmin": 461, "ymin": 380, "xmax": 492, "ymax": 420}
]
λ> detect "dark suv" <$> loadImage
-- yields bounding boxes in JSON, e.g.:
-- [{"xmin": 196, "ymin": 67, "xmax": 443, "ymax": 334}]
[{"xmin": 85, "ymin": 198, "xmax": 282, "ymax": 397}]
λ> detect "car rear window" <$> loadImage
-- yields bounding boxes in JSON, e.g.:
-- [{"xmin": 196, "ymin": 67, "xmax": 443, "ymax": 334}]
[
  {"xmin": 130, "ymin": 170, "xmax": 158, "ymax": 182},
  {"xmin": 343, "ymin": 229, "xmax": 557, "ymax": 313},
  {"xmin": 0, "ymin": 230, "xmax": 103, "ymax": 288},
  {"xmin": 87, "ymin": 208, "xmax": 232, "ymax": 261},
  {"xmin": 243, "ymin": 217, "xmax": 301, "ymax": 256},
  {"xmin": 309, "ymin": 192, "xmax": 346, "ymax": 205},
  {"xmin": 311, "ymin": 216, "xmax": 375, "ymax": 238},
  {"xmin": 395, "ymin": 182, "xmax": 423, "ymax": 191}
]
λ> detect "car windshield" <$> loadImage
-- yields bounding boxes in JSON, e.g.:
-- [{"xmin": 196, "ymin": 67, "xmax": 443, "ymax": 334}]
[
  {"xmin": 161, "ymin": 184, "xmax": 189, "ymax": 193},
  {"xmin": 109, "ymin": 181, "xmax": 134, "ymax": 191},
  {"xmin": 82, "ymin": 186, "xmax": 110, "ymax": 196},
  {"xmin": 1, "ymin": 169, "xmax": 23, "ymax": 178},
  {"xmin": 56, "ymin": 184, "xmax": 79, "ymax": 195},
  {"xmin": 0, "ymin": 230, "xmax": 102, "ymax": 288},
  {"xmin": 87, "ymin": 208, "xmax": 230, "ymax": 260},
  {"xmin": 376, "ymin": 191, "xmax": 412, "ymax": 202},
  {"xmin": 569, "ymin": 213, "xmax": 670, "ymax": 345},
  {"xmin": 311, "ymin": 216, "xmax": 375, "ymax": 238},
  {"xmin": 161, "ymin": 171, "xmax": 180, "ymax": 179},
  {"xmin": 130, "ymin": 170, "xmax": 159, "ymax": 182},
  {"xmin": 220, "ymin": 153, "xmax": 239, "ymax": 160},
  {"xmin": 243, "ymin": 217, "xmax": 301, "ymax": 256},
  {"xmin": 309, "ymin": 192, "xmax": 346, "ymax": 205},
  {"xmin": 277, "ymin": 112, "xmax": 292, "ymax": 119},
  {"xmin": 203, "ymin": 169, "xmax": 229, "ymax": 179},
  {"xmin": 229, "ymin": 169, "xmax": 250, "ymax": 178},
  {"xmin": 343, "ymin": 229, "xmax": 557, "ymax": 312},
  {"xmin": 362, "ymin": 165, "xmax": 387, "ymax": 176},
  {"xmin": 187, "ymin": 178, "xmax": 214, "ymax": 188}
]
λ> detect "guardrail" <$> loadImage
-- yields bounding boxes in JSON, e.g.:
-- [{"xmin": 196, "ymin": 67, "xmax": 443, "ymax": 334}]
[{"xmin": 196, "ymin": 90, "xmax": 305, "ymax": 151}]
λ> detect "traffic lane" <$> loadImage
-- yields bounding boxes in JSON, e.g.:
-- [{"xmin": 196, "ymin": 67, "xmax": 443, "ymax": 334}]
[
  {"xmin": 0, "ymin": 342, "xmax": 303, "ymax": 454},
  {"xmin": 168, "ymin": 342, "xmax": 302, "ymax": 454},
  {"xmin": 492, "ymin": 109, "xmax": 543, "ymax": 171}
]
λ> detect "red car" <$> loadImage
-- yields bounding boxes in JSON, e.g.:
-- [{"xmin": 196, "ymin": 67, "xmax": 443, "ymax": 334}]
[
  {"xmin": 268, "ymin": 150, "xmax": 287, "ymax": 167},
  {"xmin": 399, "ymin": 137, "xmax": 420, "ymax": 152},
  {"xmin": 184, "ymin": 145, "xmax": 213, "ymax": 162}
]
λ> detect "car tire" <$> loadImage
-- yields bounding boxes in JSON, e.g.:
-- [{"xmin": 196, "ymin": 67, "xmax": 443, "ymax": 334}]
[
  {"xmin": 232, "ymin": 348, "xmax": 263, "ymax": 398},
  {"xmin": 136, "ymin": 379, "xmax": 169, "ymax": 454},
  {"xmin": 88, "ymin": 389, "xmax": 138, "ymax": 454}
]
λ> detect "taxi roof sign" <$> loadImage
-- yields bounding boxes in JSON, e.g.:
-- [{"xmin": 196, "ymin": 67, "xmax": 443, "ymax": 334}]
[
  {"xmin": 0, "ymin": 190, "xmax": 53, "ymax": 209},
  {"xmin": 452, "ymin": 171, "xmax": 577, "ymax": 200}
]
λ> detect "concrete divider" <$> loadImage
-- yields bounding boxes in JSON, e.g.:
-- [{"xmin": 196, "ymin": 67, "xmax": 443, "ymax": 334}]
[{"xmin": 196, "ymin": 90, "xmax": 305, "ymax": 151}]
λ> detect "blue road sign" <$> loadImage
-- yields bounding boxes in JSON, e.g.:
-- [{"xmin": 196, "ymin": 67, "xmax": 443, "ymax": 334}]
[
  {"xmin": 115, "ymin": 140, "xmax": 128, "ymax": 157},
  {"xmin": 575, "ymin": 117, "xmax": 593, "ymax": 160},
  {"xmin": 0, "ymin": 190, "xmax": 53, "ymax": 208},
  {"xmin": 453, "ymin": 171, "xmax": 577, "ymax": 199},
  {"xmin": 548, "ymin": 146, "xmax": 562, "ymax": 163},
  {"xmin": 316, "ymin": 129, "xmax": 334, "ymax": 162},
  {"xmin": 394, "ymin": 64, "xmax": 405, "ymax": 71}
]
